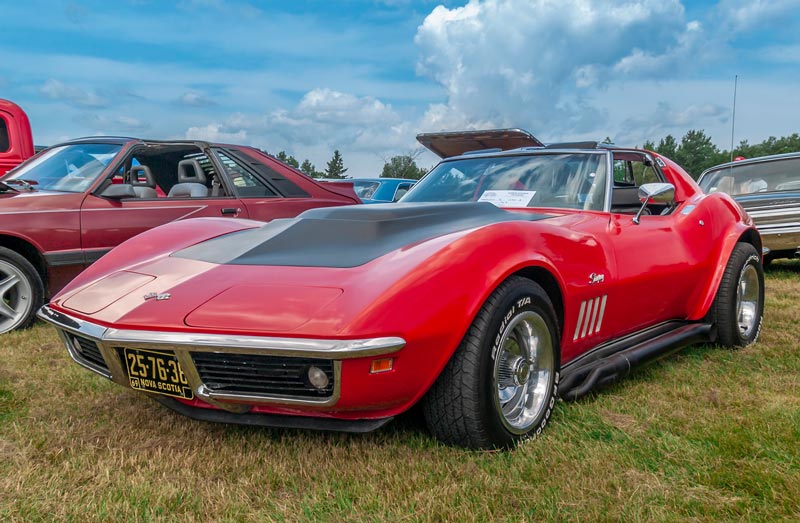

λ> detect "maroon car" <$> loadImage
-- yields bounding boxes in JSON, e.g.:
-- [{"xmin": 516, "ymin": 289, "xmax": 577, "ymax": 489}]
[{"xmin": 0, "ymin": 137, "xmax": 359, "ymax": 333}]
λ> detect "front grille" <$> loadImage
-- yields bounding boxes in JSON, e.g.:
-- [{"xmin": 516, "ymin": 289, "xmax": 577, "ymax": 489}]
[
  {"xmin": 66, "ymin": 333, "xmax": 109, "ymax": 373},
  {"xmin": 191, "ymin": 352, "xmax": 335, "ymax": 398}
]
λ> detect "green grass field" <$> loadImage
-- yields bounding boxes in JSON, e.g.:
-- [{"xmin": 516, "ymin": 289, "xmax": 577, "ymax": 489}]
[{"xmin": 2, "ymin": 263, "xmax": 799, "ymax": 522}]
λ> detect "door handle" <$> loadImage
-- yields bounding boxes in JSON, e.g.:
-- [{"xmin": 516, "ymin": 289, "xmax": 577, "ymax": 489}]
[{"xmin": 221, "ymin": 208, "xmax": 240, "ymax": 216}]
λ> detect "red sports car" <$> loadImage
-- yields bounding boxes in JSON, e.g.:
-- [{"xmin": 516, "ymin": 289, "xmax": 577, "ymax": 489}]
[
  {"xmin": 0, "ymin": 137, "xmax": 358, "ymax": 334},
  {"xmin": 39, "ymin": 130, "xmax": 764, "ymax": 449}
]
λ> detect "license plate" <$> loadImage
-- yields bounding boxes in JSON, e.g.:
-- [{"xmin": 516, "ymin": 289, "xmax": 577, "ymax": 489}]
[{"xmin": 123, "ymin": 348, "xmax": 194, "ymax": 400}]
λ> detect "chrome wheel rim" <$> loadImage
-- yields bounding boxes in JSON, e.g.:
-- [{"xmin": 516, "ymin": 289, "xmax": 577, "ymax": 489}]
[
  {"xmin": 736, "ymin": 264, "xmax": 760, "ymax": 339},
  {"xmin": 0, "ymin": 260, "xmax": 33, "ymax": 333},
  {"xmin": 492, "ymin": 310, "xmax": 554, "ymax": 434}
]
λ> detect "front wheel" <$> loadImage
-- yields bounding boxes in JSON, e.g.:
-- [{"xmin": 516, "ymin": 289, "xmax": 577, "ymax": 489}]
[
  {"xmin": 0, "ymin": 247, "xmax": 44, "ymax": 334},
  {"xmin": 713, "ymin": 242, "xmax": 764, "ymax": 348},
  {"xmin": 422, "ymin": 277, "xmax": 560, "ymax": 449}
]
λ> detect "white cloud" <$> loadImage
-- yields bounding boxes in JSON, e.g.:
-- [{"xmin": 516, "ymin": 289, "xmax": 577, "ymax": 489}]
[
  {"xmin": 715, "ymin": 0, "xmax": 800, "ymax": 31},
  {"xmin": 413, "ymin": 0, "xmax": 713, "ymax": 136},
  {"xmin": 40, "ymin": 79, "xmax": 109, "ymax": 108},
  {"xmin": 195, "ymin": 88, "xmax": 413, "ymax": 153},
  {"xmin": 74, "ymin": 113, "xmax": 151, "ymax": 133},
  {"xmin": 185, "ymin": 123, "xmax": 247, "ymax": 143},
  {"xmin": 615, "ymin": 101, "xmax": 730, "ymax": 144},
  {"xmin": 177, "ymin": 91, "xmax": 218, "ymax": 107}
]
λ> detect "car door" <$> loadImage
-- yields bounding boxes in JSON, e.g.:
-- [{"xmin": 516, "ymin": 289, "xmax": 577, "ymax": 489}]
[
  {"xmin": 602, "ymin": 152, "xmax": 715, "ymax": 335},
  {"xmin": 80, "ymin": 145, "xmax": 249, "ymax": 264}
]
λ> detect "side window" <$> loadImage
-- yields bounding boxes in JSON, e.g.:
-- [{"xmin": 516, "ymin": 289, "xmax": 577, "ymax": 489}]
[
  {"xmin": 393, "ymin": 183, "xmax": 413, "ymax": 201},
  {"xmin": 0, "ymin": 117, "xmax": 10, "ymax": 153},
  {"xmin": 610, "ymin": 153, "xmax": 667, "ymax": 214},
  {"xmin": 214, "ymin": 150, "xmax": 278, "ymax": 197},
  {"xmin": 613, "ymin": 154, "xmax": 663, "ymax": 187}
]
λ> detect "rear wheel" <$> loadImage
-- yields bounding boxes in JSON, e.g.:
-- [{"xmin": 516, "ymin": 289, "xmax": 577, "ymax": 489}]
[
  {"xmin": 423, "ymin": 277, "xmax": 560, "ymax": 449},
  {"xmin": 0, "ymin": 247, "xmax": 44, "ymax": 334},
  {"xmin": 713, "ymin": 242, "xmax": 764, "ymax": 348}
]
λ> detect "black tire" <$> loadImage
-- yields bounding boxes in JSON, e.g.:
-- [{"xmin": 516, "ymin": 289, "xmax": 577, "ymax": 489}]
[
  {"xmin": 713, "ymin": 242, "xmax": 764, "ymax": 348},
  {"xmin": 0, "ymin": 246, "xmax": 45, "ymax": 334},
  {"xmin": 422, "ymin": 276, "xmax": 560, "ymax": 449}
]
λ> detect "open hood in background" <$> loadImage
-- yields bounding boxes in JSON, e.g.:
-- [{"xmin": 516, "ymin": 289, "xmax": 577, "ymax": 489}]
[{"xmin": 416, "ymin": 128, "xmax": 544, "ymax": 158}]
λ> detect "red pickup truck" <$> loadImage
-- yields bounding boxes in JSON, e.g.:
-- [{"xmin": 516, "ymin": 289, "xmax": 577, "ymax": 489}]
[{"xmin": 0, "ymin": 99, "xmax": 35, "ymax": 175}]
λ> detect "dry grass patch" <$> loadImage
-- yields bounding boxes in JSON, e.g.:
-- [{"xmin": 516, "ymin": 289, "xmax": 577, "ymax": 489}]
[{"xmin": 2, "ymin": 263, "xmax": 799, "ymax": 522}]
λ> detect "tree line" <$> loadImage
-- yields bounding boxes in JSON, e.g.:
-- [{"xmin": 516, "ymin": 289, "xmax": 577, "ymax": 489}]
[
  {"xmin": 266, "ymin": 149, "xmax": 428, "ymax": 180},
  {"xmin": 642, "ymin": 131, "xmax": 800, "ymax": 179}
]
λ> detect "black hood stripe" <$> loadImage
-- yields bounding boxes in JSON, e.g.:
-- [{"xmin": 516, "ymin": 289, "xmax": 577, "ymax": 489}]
[{"xmin": 173, "ymin": 202, "xmax": 548, "ymax": 268}]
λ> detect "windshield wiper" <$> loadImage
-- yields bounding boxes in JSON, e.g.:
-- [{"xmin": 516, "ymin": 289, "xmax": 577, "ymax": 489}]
[{"xmin": 3, "ymin": 179, "xmax": 37, "ymax": 192}]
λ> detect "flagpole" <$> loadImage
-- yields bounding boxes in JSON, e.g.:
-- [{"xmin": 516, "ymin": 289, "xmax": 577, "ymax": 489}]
[{"xmin": 730, "ymin": 75, "xmax": 738, "ymax": 162}]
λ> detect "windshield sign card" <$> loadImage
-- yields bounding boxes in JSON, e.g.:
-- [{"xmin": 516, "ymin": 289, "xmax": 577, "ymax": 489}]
[{"xmin": 478, "ymin": 190, "xmax": 537, "ymax": 207}]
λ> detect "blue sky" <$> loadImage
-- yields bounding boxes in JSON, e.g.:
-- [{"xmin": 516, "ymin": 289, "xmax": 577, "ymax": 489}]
[{"xmin": 1, "ymin": 0, "xmax": 799, "ymax": 175}]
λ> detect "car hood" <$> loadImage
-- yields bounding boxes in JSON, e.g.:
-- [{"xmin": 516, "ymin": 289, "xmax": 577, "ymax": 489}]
[
  {"xmin": 51, "ymin": 203, "xmax": 554, "ymax": 336},
  {"xmin": 173, "ymin": 202, "xmax": 547, "ymax": 268}
]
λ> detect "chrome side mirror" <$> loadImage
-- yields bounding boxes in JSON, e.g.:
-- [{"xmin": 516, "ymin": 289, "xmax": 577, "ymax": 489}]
[{"xmin": 633, "ymin": 183, "xmax": 675, "ymax": 224}]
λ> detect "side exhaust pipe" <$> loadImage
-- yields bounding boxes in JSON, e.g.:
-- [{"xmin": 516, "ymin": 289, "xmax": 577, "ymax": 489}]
[{"xmin": 560, "ymin": 323, "xmax": 713, "ymax": 401}]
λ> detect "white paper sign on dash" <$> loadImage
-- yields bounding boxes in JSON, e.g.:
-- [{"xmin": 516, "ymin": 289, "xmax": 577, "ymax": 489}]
[{"xmin": 477, "ymin": 190, "xmax": 537, "ymax": 208}]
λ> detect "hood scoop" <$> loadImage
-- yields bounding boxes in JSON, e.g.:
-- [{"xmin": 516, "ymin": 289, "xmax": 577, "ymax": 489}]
[{"xmin": 173, "ymin": 202, "xmax": 547, "ymax": 268}]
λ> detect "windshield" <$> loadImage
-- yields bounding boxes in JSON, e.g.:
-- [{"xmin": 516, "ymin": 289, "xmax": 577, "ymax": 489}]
[
  {"xmin": 401, "ymin": 153, "xmax": 608, "ymax": 210},
  {"xmin": 3, "ymin": 143, "xmax": 121, "ymax": 193},
  {"xmin": 699, "ymin": 157, "xmax": 800, "ymax": 195}
]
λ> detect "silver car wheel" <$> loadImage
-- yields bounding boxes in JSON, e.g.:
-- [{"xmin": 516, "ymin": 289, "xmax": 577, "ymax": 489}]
[
  {"xmin": 0, "ymin": 260, "xmax": 34, "ymax": 333},
  {"xmin": 492, "ymin": 311, "xmax": 554, "ymax": 434},
  {"xmin": 736, "ymin": 264, "xmax": 760, "ymax": 339}
]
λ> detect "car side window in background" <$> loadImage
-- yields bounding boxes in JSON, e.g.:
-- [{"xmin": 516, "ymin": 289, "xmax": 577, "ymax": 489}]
[
  {"xmin": 214, "ymin": 150, "xmax": 278, "ymax": 197},
  {"xmin": 394, "ymin": 183, "xmax": 413, "ymax": 201},
  {"xmin": 0, "ymin": 118, "xmax": 10, "ymax": 153},
  {"xmin": 700, "ymin": 158, "xmax": 800, "ymax": 195},
  {"xmin": 353, "ymin": 181, "xmax": 381, "ymax": 199}
]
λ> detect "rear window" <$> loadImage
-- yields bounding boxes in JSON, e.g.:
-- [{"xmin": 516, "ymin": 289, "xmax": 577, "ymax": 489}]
[{"xmin": 700, "ymin": 157, "xmax": 800, "ymax": 195}]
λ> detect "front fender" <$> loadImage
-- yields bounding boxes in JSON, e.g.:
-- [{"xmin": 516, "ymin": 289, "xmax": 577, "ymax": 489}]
[{"xmin": 338, "ymin": 219, "xmax": 607, "ymax": 414}]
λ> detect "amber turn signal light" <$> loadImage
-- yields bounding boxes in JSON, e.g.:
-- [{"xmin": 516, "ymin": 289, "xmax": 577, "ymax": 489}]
[{"xmin": 370, "ymin": 358, "xmax": 393, "ymax": 374}]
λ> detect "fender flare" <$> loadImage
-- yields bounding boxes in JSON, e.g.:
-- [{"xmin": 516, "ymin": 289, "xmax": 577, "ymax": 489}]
[{"xmin": 687, "ymin": 195, "xmax": 761, "ymax": 320}]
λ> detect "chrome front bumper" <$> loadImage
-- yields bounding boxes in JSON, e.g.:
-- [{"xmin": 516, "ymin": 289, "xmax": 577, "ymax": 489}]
[{"xmin": 37, "ymin": 305, "xmax": 406, "ymax": 413}]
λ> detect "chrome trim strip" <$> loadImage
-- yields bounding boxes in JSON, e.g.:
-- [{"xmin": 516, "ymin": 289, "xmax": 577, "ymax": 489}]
[
  {"xmin": 101, "ymin": 328, "xmax": 406, "ymax": 359},
  {"xmin": 573, "ymin": 301, "xmax": 586, "ymax": 341},
  {"xmin": 594, "ymin": 295, "xmax": 608, "ymax": 334},
  {"xmin": 589, "ymin": 296, "xmax": 600, "ymax": 335},
  {"xmin": 581, "ymin": 298, "xmax": 595, "ymax": 338},
  {"xmin": 38, "ymin": 305, "xmax": 405, "ymax": 409},
  {"xmin": 37, "ymin": 305, "xmax": 109, "ymax": 339}
]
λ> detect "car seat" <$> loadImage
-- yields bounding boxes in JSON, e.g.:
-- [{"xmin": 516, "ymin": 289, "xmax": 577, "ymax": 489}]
[
  {"xmin": 129, "ymin": 165, "xmax": 158, "ymax": 198},
  {"xmin": 168, "ymin": 159, "xmax": 208, "ymax": 197}
]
